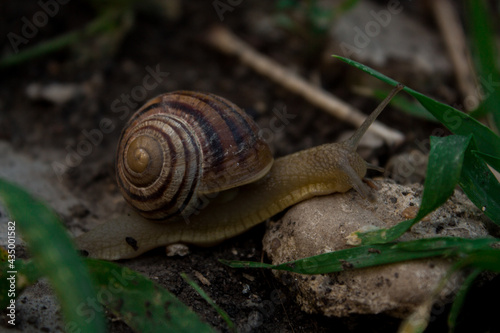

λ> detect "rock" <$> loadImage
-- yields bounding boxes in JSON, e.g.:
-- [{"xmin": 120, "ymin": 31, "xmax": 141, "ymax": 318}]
[
  {"xmin": 0, "ymin": 142, "xmax": 83, "ymax": 248},
  {"xmin": 8, "ymin": 281, "xmax": 64, "ymax": 333},
  {"xmin": 0, "ymin": 141, "xmax": 108, "ymax": 332},
  {"xmin": 165, "ymin": 243, "xmax": 190, "ymax": 257},
  {"xmin": 327, "ymin": 1, "xmax": 451, "ymax": 79},
  {"xmin": 262, "ymin": 181, "xmax": 491, "ymax": 317},
  {"xmin": 385, "ymin": 150, "xmax": 428, "ymax": 185},
  {"xmin": 26, "ymin": 82, "xmax": 84, "ymax": 105}
]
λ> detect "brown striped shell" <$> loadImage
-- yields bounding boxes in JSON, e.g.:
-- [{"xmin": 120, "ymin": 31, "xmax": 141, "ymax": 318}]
[{"xmin": 116, "ymin": 91, "xmax": 274, "ymax": 221}]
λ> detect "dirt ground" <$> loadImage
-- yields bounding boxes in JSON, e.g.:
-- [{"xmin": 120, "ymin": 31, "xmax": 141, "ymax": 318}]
[{"xmin": 1, "ymin": 1, "xmax": 499, "ymax": 332}]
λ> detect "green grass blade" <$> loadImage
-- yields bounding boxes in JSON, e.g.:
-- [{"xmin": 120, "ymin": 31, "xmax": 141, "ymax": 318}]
[
  {"xmin": 0, "ymin": 179, "xmax": 107, "ymax": 332},
  {"xmin": 0, "ymin": 10, "xmax": 125, "ymax": 69},
  {"xmin": 464, "ymin": 0, "xmax": 500, "ymax": 133},
  {"xmin": 334, "ymin": 55, "xmax": 500, "ymax": 235},
  {"xmin": 218, "ymin": 260, "xmax": 274, "ymax": 269},
  {"xmin": 220, "ymin": 237, "xmax": 498, "ymax": 275},
  {"xmin": 356, "ymin": 135, "xmax": 471, "ymax": 244},
  {"xmin": 333, "ymin": 55, "xmax": 500, "ymax": 158},
  {"xmin": 459, "ymin": 143, "xmax": 500, "ymax": 225},
  {"xmin": 181, "ymin": 273, "xmax": 235, "ymax": 333},
  {"xmin": 456, "ymin": 248, "xmax": 500, "ymax": 273},
  {"xmin": 371, "ymin": 88, "xmax": 438, "ymax": 122},
  {"xmin": 414, "ymin": 136, "xmax": 470, "ymax": 219},
  {"xmin": 408, "ymin": 89, "xmax": 500, "ymax": 158},
  {"xmin": 0, "ymin": 258, "xmax": 217, "ymax": 332},
  {"xmin": 86, "ymin": 259, "xmax": 216, "ymax": 333},
  {"xmin": 447, "ymin": 268, "xmax": 482, "ymax": 332},
  {"xmin": 472, "ymin": 150, "xmax": 500, "ymax": 173},
  {"xmin": 0, "ymin": 29, "xmax": 82, "ymax": 69}
]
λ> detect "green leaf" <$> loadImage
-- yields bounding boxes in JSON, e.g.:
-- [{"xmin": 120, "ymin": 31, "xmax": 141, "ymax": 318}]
[
  {"xmin": 0, "ymin": 10, "xmax": 130, "ymax": 69},
  {"xmin": 472, "ymin": 150, "xmax": 500, "ymax": 173},
  {"xmin": 333, "ymin": 55, "xmax": 500, "ymax": 159},
  {"xmin": 220, "ymin": 237, "xmax": 498, "ymax": 275},
  {"xmin": 448, "ymin": 268, "xmax": 482, "ymax": 332},
  {"xmin": 86, "ymin": 259, "xmax": 216, "ymax": 333},
  {"xmin": 0, "ymin": 179, "xmax": 107, "ymax": 332},
  {"xmin": 409, "ymin": 89, "xmax": 500, "ymax": 158},
  {"xmin": 0, "ymin": 258, "xmax": 216, "ymax": 332},
  {"xmin": 464, "ymin": 0, "xmax": 500, "ymax": 133},
  {"xmin": 334, "ymin": 54, "xmax": 500, "ymax": 234},
  {"xmin": 459, "ymin": 143, "xmax": 500, "ymax": 226},
  {"xmin": 457, "ymin": 249, "xmax": 500, "ymax": 273},
  {"xmin": 371, "ymin": 88, "xmax": 438, "ymax": 122},
  {"xmin": 356, "ymin": 135, "xmax": 471, "ymax": 244}
]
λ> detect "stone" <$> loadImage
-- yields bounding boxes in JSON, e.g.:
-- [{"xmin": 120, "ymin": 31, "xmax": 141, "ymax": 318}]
[{"xmin": 262, "ymin": 180, "xmax": 491, "ymax": 317}]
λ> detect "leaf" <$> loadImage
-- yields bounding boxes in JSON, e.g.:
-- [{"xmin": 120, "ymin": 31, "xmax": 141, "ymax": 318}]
[
  {"xmin": 464, "ymin": 0, "xmax": 500, "ymax": 133},
  {"xmin": 0, "ymin": 179, "xmax": 107, "ymax": 332},
  {"xmin": 447, "ymin": 269, "xmax": 482, "ymax": 332},
  {"xmin": 1, "ymin": 258, "xmax": 217, "ymax": 333},
  {"xmin": 333, "ymin": 55, "xmax": 500, "ymax": 235},
  {"xmin": 371, "ymin": 88, "xmax": 438, "ymax": 122},
  {"xmin": 355, "ymin": 135, "xmax": 471, "ymax": 244},
  {"xmin": 333, "ymin": 55, "xmax": 500, "ymax": 159},
  {"xmin": 220, "ymin": 237, "xmax": 498, "ymax": 275},
  {"xmin": 458, "ymin": 140, "xmax": 500, "ymax": 226},
  {"xmin": 86, "ymin": 259, "xmax": 216, "ymax": 333},
  {"xmin": 472, "ymin": 150, "xmax": 500, "ymax": 173}
]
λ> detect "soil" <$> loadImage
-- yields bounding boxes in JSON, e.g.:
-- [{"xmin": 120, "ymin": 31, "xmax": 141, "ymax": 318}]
[{"xmin": 0, "ymin": 1, "xmax": 499, "ymax": 332}]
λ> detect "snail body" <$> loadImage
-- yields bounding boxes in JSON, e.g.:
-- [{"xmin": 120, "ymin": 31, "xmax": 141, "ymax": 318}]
[{"xmin": 76, "ymin": 86, "xmax": 402, "ymax": 260}]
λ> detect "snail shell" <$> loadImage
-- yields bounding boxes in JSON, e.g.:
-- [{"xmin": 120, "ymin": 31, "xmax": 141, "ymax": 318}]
[{"xmin": 116, "ymin": 91, "xmax": 274, "ymax": 220}]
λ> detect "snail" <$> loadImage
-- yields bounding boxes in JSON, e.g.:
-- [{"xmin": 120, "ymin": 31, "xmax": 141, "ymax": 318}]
[{"xmin": 75, "ymin": 85, "xmax": 403, "ymax": 260}]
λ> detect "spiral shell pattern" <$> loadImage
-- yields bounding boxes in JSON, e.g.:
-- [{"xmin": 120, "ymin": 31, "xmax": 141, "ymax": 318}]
[{"xmin": 116, "ymin": 91, "xmax": 273, "ymax": 221}]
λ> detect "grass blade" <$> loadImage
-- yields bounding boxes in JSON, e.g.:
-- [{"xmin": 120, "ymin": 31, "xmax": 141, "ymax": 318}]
[
  {"xmin": 408, "ymin": 89, "xmax": 500, "ymax": 158},
  {"xmin": 355, "ymin": 135, "xmax": 470, "ymax": 244},
  {"xmin": 334, "ymin": 55, "xmax": 500, "ymax": 235},
  {"xmin": 464, "ymin": 0, "xmax": 500, "ymax": 133},
  {"xmin": 220, "ymin": 237, "xmax": 498, "ymax": 275},
  {"xmin": 447, "ymin": 268, "xmax": 482, "ymax": 332},
  {"xmin": 333, "ymin": 55, "xmax": 500, "ymax": 158},
  {"xmin": 85, "ymin": 259, "xmax": 216, "ymax": 333},
  {"xmin": 371, "ymin": 88, "xmax": 438, "ymax": 122},
  {"xmin": 471, "ymin": 150, "xmax": 500, "ymax": 173},
  {"xmin": 181, "ymin": 273, "xmax": 235, "ymax": 332},
  {"xmin": 455, "ymin": 248, "xmax": 500, "ymax": 273},
  {"xmin": 0, "ymin": 258, "xmax": 217, "ymax": 332},
  {"xmin": 459, "ymin": 143, "xmax": 500, "ymax": 225},
  {"xmin": 0, "ymin": 179, "xmax": 107, "ymax": 332},
  {"xmin": 0, "ymin": 10, "xmax": 127, "ymax": 69}
]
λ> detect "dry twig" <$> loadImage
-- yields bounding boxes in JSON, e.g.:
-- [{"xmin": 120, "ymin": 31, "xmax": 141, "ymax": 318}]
[
  {"xmin": 430, "ymin": 0, "xmax": 478, "ymax": 110},
  {"xmin": 205, "ymin": 26, "xmax": 404, "ymax": 146}
]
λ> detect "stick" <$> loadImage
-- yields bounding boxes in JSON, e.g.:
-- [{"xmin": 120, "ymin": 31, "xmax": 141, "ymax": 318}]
[
  {"xmin": 431, "ymin": 0, "xmax": 478, "ymax": 110},
  {"xmin": 205, "ymin": 26, "xmax": 404, "ymax": 146}
]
